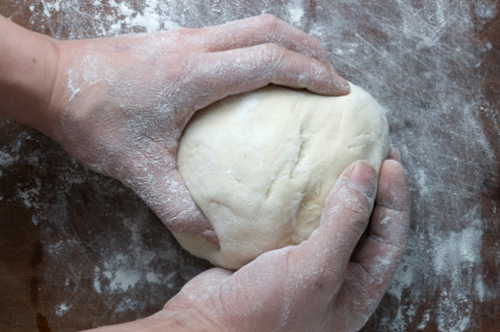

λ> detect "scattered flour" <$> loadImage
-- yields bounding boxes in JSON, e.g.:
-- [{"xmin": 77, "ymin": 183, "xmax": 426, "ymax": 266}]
[
  {"xmin": 286, "ymin": 0, "xmax": 305, "ymax": 26},
  {"xmin": 94, "ymin": 267, "xmax": 102, "ymax": 293},
  {"xmin": 1, "ymin": 0, "xmax": 497, "ymax": 330},
  {"xmin": 146, "ymin": 272, "xmax": 161, "ymax": 284},
  {"xmin": 55, "ymin": 302, "xmax": 71, "ymax": 317},
  {"xmin": 105, "ymin": 268, "xmax": 141, "ymax": 291},
  {"xmin": 0, "ymin": 150, "xmax": 19, "ymax": 168}
]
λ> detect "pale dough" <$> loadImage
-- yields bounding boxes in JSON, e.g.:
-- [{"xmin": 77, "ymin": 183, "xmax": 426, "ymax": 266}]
[{"xmin": 174, "ymin": 84, "xmax": 389, "ymax": 270}]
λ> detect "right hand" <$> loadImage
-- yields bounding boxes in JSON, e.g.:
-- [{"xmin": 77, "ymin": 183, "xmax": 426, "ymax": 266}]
[{"xmin": 86, "ymin": 154, "xmax": 410, "ymax": 332}]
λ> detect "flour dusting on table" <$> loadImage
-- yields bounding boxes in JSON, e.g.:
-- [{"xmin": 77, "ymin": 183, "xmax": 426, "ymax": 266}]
[{"xmin": 1, "ymin": 0, "xmax": 498, "ymax": 330}]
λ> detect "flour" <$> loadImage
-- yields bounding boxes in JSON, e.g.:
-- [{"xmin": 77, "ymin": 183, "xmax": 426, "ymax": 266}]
[
  {"xmin": 93, "ymin": 267, "xmax": 102, "ymax": 293},
  {"xmin": 17, "ymin": 187, "xmax": 41, "ymax": 208},
  {"xmin": 433, "ymin": 218, "xmax": 483, "ymax": 275},
  {"xmin": 55, "ymin": 302, "xmax": 71, "ymax": 317},
  {"xmin": 286, "ymin": 0, "xmax": 305, "ymax": 26},
  {"xmin": 146, "ymin": 272, "xmax": 161, "ymax": 283},
  {"xmin": 1, "ymin": 0, "xmax": 498, "ymax": 330},
  {"xmin": 0, "ymin": 125, "xmax": 206, "ymax": 324},
  {"xmin": 432, "ymin": 218, "xmax": 484, "ymax": 332},
  {"xmin": 0, "ymin": 150, "xmax": 19, "ymax": 168},
  {"xmin": 104, "ymin": 267, "xmax": 141, "ymax": 291}
]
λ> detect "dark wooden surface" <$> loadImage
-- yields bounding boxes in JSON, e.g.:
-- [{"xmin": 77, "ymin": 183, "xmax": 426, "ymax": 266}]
[{"xmin": 1, "ymin": 1, "xmax": 499, "ymax": 331}]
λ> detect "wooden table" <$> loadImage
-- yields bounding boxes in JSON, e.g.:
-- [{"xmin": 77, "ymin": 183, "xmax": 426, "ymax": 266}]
[{"xmin": 1, "ymin": 1, "xmax": 499, "ymax": 331}]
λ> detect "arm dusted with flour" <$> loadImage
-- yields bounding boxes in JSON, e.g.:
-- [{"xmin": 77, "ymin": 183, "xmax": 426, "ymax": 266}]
[{"xmin": 0, "ymin": 14, "xmax": 349, "ymax": 243}]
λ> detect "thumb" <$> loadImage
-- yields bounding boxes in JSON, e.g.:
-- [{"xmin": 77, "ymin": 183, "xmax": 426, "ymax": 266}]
[
  {"xmin": 288, "ymin": 161, "xmax": 378, "ymax": 287},
  {"xmin": 157, "ymin": 168, "xmax": 218, "ymax": 245},
  {"xmin": 320, "ymin": 160, "xmax": 377, "ymax": 235},
  {"xmin": 120, "ymin": 152, "xmax": 218, "ymax": 245},
  {"xmin": 164, "ymin": 267, "xmax": 232, "ymax": 311}
]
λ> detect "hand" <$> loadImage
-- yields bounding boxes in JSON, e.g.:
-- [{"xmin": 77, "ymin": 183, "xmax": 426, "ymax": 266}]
[
  {"xmin": 43, "ymin": 15, "xmax": 349, "ymax": 243},
  {"xmin": 86, "ymin": 154, "xmax": 410, "ymax": 332}
]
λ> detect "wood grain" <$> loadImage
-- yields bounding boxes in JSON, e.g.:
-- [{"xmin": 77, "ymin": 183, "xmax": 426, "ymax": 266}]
[{"xmin": 1, "ymin": 1, "xmax": 499, "ymax": 331}]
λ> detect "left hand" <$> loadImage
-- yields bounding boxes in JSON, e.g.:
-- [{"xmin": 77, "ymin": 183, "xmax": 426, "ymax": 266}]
[{"xmin": 44, "ymin": 15, "xmax": 349, "ymax": 244}]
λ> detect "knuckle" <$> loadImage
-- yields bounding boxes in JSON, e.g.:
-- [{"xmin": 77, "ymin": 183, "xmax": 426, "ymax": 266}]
[
  {"xmin": 356, "ymin": 195, "xmax": 373, "ymax": 217},
  {"xmin": 263, "ymin": 42, "xmax": 280, "ymax": 53},
  {"xmin": 259, "ymin": 43, "xmax": 285, "ymax": 67},
  {"xmin": 307, "ymin": 36, "xmax": 325, "ymax": 55},
  {"xmin": 346, "ymin": 213, "xmax": 370, "ymax": 236},
  {"xmin": 310, "ymin": 35, "xmax": 323, "ymax": 49},
  {"xmin": 343, "ymin": 189, "xmax": 372, "ymax": 229},
  {"xmin": 340, "ymin": 185, "xmax": 373, "ymax": 215},
  {"xmin": 258, "ymin": 14, "xmax": 283, "ymax": 34},
  {"xmin": 309, "ymin": 61, "xmax": 327, "ymax": 79}
]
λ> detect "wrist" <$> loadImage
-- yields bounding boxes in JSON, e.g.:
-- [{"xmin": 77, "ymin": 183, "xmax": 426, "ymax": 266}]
[{"xmin": 0, "ymin": 16, "xmax": 61, "ymax": 137}]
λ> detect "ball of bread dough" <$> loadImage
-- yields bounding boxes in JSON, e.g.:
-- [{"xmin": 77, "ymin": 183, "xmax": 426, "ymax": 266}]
[{"xmin": 174, "ymin": 84, "xmax": 389, "ymax": 270}]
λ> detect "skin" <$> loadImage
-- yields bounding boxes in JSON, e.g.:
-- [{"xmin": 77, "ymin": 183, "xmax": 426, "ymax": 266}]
[
  {"xmin": 0, "ymin": 14, "xmax": 410, "ymax": 332},
  {"xmin": 87, "ymin": 157, "xmax": 410, "ymax": 332},
  {"xmin": 0, "ymin": 14, "xmax": 349, "ymax": 244}
]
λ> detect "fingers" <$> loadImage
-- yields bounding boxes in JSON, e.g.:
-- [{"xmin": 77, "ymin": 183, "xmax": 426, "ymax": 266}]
[
  {"xmin": 200, "ymin": 15, "xmax": 332, "ymax": 65},
  {"xmin": 185, "ymin": 43, "xmax": 349, "ymax": 113},
  {"xmin": 216, "ymin": 42, "xmax": 348, "ymax": 95},
  {"xmin": 343, "ymin": 158, "xmax": 410, "ymax": 312},
  {"xmin": 286, "ymin": 161, "xmax": 378, "ymax": 292}
]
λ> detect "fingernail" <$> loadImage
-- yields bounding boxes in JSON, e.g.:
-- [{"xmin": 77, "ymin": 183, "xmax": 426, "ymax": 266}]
[
  {"xmin": 199, "ymin": 229, "xmax": 220, "ymax": 248},
  {"xmin": 336, "ymin": 76, "xmax": 350, "ymax": 94},
  {"xmin": 389, "ymin": 147, "xmax": 402, "ymax": 162},
  {"xmin": 348, "ymin": 161, "xmax": 377, "ymax": 199},
  {"xmin": 338, "ymin": 75, "xmax": 349, "ymax": 88},
  {"xmin": 328, "ymin": 64, "xmax": 350, "ymax": 93}
]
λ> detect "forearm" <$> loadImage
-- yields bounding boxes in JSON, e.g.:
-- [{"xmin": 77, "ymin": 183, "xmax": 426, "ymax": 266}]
[
  {"xmin": 82, "ymin": 309, "xmax": 220, "ymax": 332},
  {"xmin": 0, "ymin": 15, "xmax": 59, "ymax": 135}
]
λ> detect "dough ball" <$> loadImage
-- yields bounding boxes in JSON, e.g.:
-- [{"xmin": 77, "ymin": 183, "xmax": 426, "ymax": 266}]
[{"xmin": 175, "ymin": 84, "xmax": 389, "ymax": 270}]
